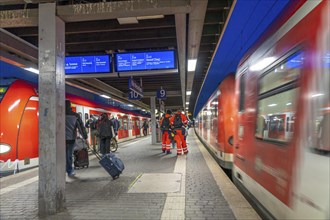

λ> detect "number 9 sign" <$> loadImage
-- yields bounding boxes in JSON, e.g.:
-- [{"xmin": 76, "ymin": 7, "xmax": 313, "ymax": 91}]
[{"xmin": 157, "ymin": 88, "xmax": 167, "ymax": 100}]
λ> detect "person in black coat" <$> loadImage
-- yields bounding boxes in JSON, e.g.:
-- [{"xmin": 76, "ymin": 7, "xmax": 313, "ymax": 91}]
[{"xmin": 65, "ymin": 100, "xmax": 87, "ymax": 177}]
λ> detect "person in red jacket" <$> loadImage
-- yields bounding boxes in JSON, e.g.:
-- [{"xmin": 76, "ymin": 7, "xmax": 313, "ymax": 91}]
[
  {"xmin": 170, "ymin": 109, "xmax": 188, "ymax": 155},
  {"xmin": 160, "ymin": 110, "xmax": 172, "ymax": 154}
]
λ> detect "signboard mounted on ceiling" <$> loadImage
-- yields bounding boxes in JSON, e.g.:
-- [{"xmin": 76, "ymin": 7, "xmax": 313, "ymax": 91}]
[
  {"xmin": 65, "ymin": 55, "xmax": 111, "ymax": 75},
  {"xmin": 114, "ymin": 50, "xmax": 176, "ymax": 72},
  {"xmin": 128, "ymin": 77, "xmax": 143, "ymax": 100}
]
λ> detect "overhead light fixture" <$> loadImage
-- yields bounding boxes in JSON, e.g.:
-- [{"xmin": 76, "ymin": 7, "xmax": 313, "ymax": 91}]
[
  {"xmin": 188, "ymin": 59, "xmax": 197, "ymax": 71},
  {"xmin": 117, "ymin": 17, "xmax": 138, "ymax": 25},
  {"xmin": 268, "ymin": 104, "xmax": 277, "ymax": 107},
  {"xmin": 136, "ymin": 15, "xmax": 164, "ymax": 20},
  {"xmin": 127, "ymin": 104, "xmax": 134, "ymax": 107},
  {"xmin": 24, "ymin": 67, "xmax": 39, "ymax": 74},
  {"xmin": 186, "ymin": 91, "xmax": 191, "ymax": 95},
  {"xmin": 186, "ymin": 102, "xmax": 189, "ymax": 105},
  {"xmin": 100, "ymin": 94, "xmax": 110, "ymax": 99},
  {"xmin": 249, "ymin": 57, "xmax": 276, "ymax": 71},
  {"xmin": 311, "ymin": 93, "xmax": 324, "ymax": 98}
]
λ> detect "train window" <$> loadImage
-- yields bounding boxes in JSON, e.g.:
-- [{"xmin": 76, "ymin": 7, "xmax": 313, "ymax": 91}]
[
  {"xmin": 256, "ymin": 52, "xmax": 303, "ymax": 143},
  {"xmin": 84, "ymin": 113, "xmax": 89, "ymax": 124},
  {"xmin": 259, "ymin": 53, "xmax": 302, "ymax": 94},
  {"xmin": 239, "ymin": 73, "xmax": 246, "ymax": 112}
]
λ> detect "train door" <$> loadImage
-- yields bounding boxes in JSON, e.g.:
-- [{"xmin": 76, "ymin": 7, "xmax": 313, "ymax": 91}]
[
  {"xmin": 17, "ymin": 97, "xmax": 39, "ymax": 165},
  {"xmin": 132, "ymin": 117, "xmax": 140, "ymax": 136},
  {"xmin": 294, "ymin": 20, "xmax": 330, "ymax": 218}
]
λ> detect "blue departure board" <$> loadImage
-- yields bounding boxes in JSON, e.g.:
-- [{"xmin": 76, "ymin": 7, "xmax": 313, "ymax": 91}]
[
  {"xmin": 65, "ymin": 55, "xmax": 111, "ymax": 74},
  {"xmin": 115, "ymin": 50, "xmax": 176, "ymax": 72}
]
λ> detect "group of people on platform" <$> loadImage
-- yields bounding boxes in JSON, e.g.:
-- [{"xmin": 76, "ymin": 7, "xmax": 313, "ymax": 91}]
[
  {"xmin": 159, "ymin": 109, "xmax": 190, "ymax": 156},
  {"xmin": 64, "ymin": 100, "xmax": 119, "ymax": 177},
  {"xmin": 85, "ymin": 113, "xmax": 120, "ymax": 154}
]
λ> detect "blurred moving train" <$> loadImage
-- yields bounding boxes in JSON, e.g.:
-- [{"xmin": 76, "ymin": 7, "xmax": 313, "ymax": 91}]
[
  {"xmin": 195, "ymin": 0, "xmax": 329, "ymax": 219},
  {"xmin": 0, "ymin": 61, "xmax": 150, "ymax": 176}
]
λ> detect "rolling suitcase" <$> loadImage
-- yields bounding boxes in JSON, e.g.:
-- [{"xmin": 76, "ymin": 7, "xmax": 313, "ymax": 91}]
[
  {"xmin": 74, "ymin": 148, "xmax": 89, "ymax": 169},
  {"xmin": 94, "ymin": 152, "xmax": 124, "ymax": 180},
  {"xmin": 74, "ymin": 137, "xmax": 89, "ymax": 169}
]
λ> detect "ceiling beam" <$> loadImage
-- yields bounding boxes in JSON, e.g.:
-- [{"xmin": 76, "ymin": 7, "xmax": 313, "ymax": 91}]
[
  {"xmin": 186, "ymin": 0, "xmax": 208, "ymax": 102},
  {"xmin": 175, "ymin": 13, "xmax": 186, "ymax": 109},
  {"xmin": 0, "ymin": 28, "xmax": 38, "ymax": 63},
  {"xmin": 0, "ymin": 0, "xmax": 191, "ymax": 28},
  {"xmin": 66, "ymin": 38, "xmax": 177, "ymax": 53},
  {"xmin": 125, "ymin": 90, "xmax": 182, "ymax": 98}
]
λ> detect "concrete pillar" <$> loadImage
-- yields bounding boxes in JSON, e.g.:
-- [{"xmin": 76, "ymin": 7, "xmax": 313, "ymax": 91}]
[
  {"xmin": 38, "ymin": 3, "xmax": 66, "ymax": 217},
  {"xmin": 150, "ymin": 96, "xmax": 157, "ymax": 144}
]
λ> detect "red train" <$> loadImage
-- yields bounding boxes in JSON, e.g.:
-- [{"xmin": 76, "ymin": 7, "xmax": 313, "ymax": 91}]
[
  {"xmin": 195, "ymin": 74, "xmax": 235, "ymax": 169},
  {"xmin": 196, "ymin": 0, "xmax": 329, "ymax": 219},
  {"xmin": 0, "ymin": 63, "xmax": 149, "ymax": 176}
]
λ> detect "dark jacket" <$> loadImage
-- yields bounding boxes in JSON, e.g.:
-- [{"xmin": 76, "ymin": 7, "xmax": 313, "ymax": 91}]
[
  {"xmin": 98, "ymin": 114, "xmax": 114, "ymax": 139},
  {"xmin": 65, "ymin": 101, "xmax": 87, "ymax": 143}
]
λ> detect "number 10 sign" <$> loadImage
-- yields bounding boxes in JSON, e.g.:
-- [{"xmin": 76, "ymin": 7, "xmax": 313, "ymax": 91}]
[{"xmin": 157, "ymin": 88, "xmax": 167, "ymax": 100}]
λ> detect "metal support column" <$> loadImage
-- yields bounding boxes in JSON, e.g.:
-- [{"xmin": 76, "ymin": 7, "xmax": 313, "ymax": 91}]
[
  {"xmin": 150, "ymin": 96, "xmax": 157, "ymax": 144},
  {"xmin": 38, "ymin": 3, "xmax": 66, "ymax": 217}
]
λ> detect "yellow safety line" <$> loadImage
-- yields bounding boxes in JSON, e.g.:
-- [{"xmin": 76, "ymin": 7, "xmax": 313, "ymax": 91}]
[{"xmin": 128, "ymin": 172, "xmax": 143, "ymax": 190}]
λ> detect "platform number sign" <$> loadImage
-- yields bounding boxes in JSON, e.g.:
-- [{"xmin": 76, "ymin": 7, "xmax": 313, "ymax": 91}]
[
  {"xmin": 157, "ymin": 88, "xmax": 167, "ymax": 100},
  {"xmin": 129, "ymin": 90, "xmax": 142, "ymax": 100}
]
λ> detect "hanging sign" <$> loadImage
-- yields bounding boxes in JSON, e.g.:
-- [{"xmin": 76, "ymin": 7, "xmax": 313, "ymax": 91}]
[
  {"xmin": 157, "ymin": 88, "xmax": 167, "ymax": 100},
  {"xmin": 128, "ymin": 78, "xmax": 143, "ymax": 97},
  {"xmin": 128, "ymin": 90, "xmax": 142, "ymax": 100}
]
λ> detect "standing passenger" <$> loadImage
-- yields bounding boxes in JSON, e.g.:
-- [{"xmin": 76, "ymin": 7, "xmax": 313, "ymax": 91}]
[
  {"xmin": 98, "ymin": 113, "xmax": 114, "ymax": 155},
  {"xmin": 142, "ymin": 119, "xmax": 149, "ymax": 136},
  {"xmin": 85, "ymin": 115, "xmax": 99, "ymax": 152},
  {"xmin": 160, "ymin": 110, "xmax": 172, "ymax": 154},
  {"xmin": 170, "ymin": 109, "xmax": 188, "ymax": 155},
  {"xmin": 65, "ymin": 100, "xmax": 88, "ymax": 177}
]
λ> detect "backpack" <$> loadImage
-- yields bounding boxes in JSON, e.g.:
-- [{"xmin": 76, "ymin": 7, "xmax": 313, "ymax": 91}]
[
  {"xmin": 99, "ymin": 119, "xmax": 112, "ymax": 138},
  {"xmin": 161, "ymin": 117, "xmax": 170, "ymax": 130},
  {"xmin": 90, "ymin": 120, "xmax": 97, "ymax": 130},
  {"xmin": 173, "ymin": 114, "xmax": 183, "ymax": 128}
]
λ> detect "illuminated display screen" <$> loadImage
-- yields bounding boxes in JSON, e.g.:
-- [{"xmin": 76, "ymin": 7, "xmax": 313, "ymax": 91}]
[
  {"xmin": 65, "ymin": 55, "xmax": 111, "ymax": 74},
  {"xmin": 115, "ymin": 50, "xmax": 176, "ymax": 72}
]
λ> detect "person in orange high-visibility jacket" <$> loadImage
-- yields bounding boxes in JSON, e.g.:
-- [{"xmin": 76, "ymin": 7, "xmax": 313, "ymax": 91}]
[
  {"xmin": 159, "ymin": 110, "xmax": 172, "ymax": 154},
  {"xmin": 170, "ymin": 109, "xmax": 188, "ymax": 155}
]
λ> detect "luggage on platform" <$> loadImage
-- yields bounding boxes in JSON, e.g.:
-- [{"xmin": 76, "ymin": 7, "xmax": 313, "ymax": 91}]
[
  {"xmin": 74, "ymin": 148, "xmax": 89, "ymax": 169},
  {"xmin": 94, "ymin": 151, "xmax": 124, "ymax": 180}
]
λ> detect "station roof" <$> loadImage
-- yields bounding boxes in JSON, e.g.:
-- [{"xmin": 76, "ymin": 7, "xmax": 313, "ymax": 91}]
[
  {"xmin": 0, "ymin": 0, "xmax": 289, "ymax": 116},
  {"xmin": 0, "ymin": 0, "xmax": 232, "ymax": 114}
]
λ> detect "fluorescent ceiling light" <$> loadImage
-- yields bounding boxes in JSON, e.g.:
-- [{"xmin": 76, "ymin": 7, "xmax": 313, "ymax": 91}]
[
  {"xmin": 136, "ymin": 15, "xmax": 164, "ymax": 20},
  {"xmin": 286, "ymin": 102, "xmax": 292, "ymax": 106},
  {"xmin": 185, "ymin": 107, "xmax": 189, "ymax": 109},
  {"xmin": 268, "ymin": 104, "xmax": 277, "ymax": 107},
  {"xmin": 186, "ymin": 102, "xmax": 189, "ymax": 105},
  {"xmin": 100, "ymin": 94, "xmax": 110, "ymax": 99},
  {"xmin": 249, "ymin": 57, "xmax": 276, "ymax": 71},
  {"xmin": 186, "ymin": 91, "xmax": 191, "ymax": 95},
  {"xmin": 127, "ymin": 104, "xmax": 134, "ymax": 107},
  {"xmin": 117, "ymin": 17, "xmax": 138, "ymax": 25},
  {"xmin": 24, "ymin": 67, "xmax": 39, "ymax": 74},
  {"xmin": 311, "ymin": 93, "xmax": 324, "ymax": 98},
  {"xmin": 188, "ymin": 59, "xmax": 197, "ymax": 71}
]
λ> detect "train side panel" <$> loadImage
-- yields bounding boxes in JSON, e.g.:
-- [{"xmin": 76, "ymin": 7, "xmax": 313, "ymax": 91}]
[{"xmin": 233, "ymin": 1, "xmax": 329, "ymax": 219}]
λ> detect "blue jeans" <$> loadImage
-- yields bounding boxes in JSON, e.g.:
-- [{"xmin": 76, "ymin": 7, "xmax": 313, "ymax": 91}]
[{"xmin": 66, "ymin": 141, "xmax": 75, "ymax": 175}]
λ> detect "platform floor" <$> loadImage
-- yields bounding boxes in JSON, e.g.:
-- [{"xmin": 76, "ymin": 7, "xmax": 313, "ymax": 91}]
[{"xmin": 0, "ymin": 131, "xmax": 260, "ymax": 220}]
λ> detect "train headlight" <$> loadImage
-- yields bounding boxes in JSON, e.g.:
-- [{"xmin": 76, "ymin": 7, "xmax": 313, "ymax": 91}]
[{"xmin": 0, "ymin": 143, "xmax": 11, "ymax": 154}]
